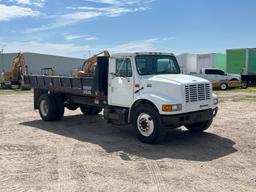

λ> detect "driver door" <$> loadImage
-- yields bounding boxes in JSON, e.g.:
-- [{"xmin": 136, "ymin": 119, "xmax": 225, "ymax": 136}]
[
  {"xmin": 108, "ymin": 57, "xmax": 134, "ymax": 107},
  {"xmin": 204, "ymin": 69, "xmax": 217, "ymax": 82}
]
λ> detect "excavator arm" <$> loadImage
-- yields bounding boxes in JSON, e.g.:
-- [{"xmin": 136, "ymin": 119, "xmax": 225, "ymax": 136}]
[
  {"xmin": 82, "ymin": 50, "xmax": 110, "ymax": 74},
  {"xmin": 1, "ymin": 52, "xmax": 30, "ymax": 90},
  {"xmin": 11, "ymin": 53, "xmax": 28, "ymax": 81}
]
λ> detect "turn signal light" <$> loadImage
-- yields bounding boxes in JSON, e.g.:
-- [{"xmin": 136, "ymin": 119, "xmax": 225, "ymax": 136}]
[
  {"xmin": 162, "ymin": 105, "xmax": 172, "ymax": 112},
  {"xmin": 162, "ymin": 104, "xmax": 182, "ymax": 112}
]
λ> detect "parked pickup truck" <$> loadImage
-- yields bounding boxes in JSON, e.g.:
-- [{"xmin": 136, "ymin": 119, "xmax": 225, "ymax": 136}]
[
  {"xmin": 191, "ymin": 68, "xmax": 241, "ymax": 90},
  {"xmin": 24, "ymin": 52, "xmax": 218, "ymax": 144}
]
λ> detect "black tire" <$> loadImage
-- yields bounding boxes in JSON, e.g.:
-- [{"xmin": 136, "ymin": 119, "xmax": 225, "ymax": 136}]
[
  {"xmin": 241, "ymin": 81, "xmax": 249, "ymax": 89},
  {"xmin": 65, "ymin": 103, "xmax": 79, "ymax": 111},
  {"xmin": 53, "ymin": 94, "xmax": 65, "ymax": 120},
  {"xmin": 185, "ymin": 119, "xmax": 213, "ymax": 132},
  {"xmin": 132, "ymin": 104, "xmax": 166, "ymax": 144},
  {"xmin": 80, "ymin": 105, "xmax": 102, "ymax": 116},
  {"xmin": 38, "ymin": 94, "xmax": 58, "ymax": 121},
  {"xmin": 2, "ymin": 83, "xmax": 12, "ymax": 89},
  {"xmin": 220, "ymin": 83, "xmax": 228, "ymax": 90}
]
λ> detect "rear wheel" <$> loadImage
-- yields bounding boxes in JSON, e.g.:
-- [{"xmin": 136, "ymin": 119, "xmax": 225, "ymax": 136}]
[
  {"xmin": 53, "ymin": 94, "xmax": 65, "ymax": 120},
  {"xmin": 80, "ymin": 105, "xmax": 102, "ymax": 116},
  {"xmin": 220, "ymin": 83, "xmax": 228, "ymax": 90},
  {"xmin": 185, "ymin": 119, "xmax": 213, "ymax": 132},
  {"xmin": 132, "ymin": 104, "xmax": 166, "ymax": 144},
  {"xmin": 38, "ymin": 94, "xmax": 58, "ymax": 121},
  {"xmin": 241, "ymin": 81, "xmax": 249, "ymax": 89},
  {"xmin": 2, "ymin": 82, "xmax": 12, "ymax": 89}
]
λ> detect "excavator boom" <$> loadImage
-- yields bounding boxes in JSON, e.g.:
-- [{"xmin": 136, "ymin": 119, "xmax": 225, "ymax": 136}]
[
  {"xmin": 12, "ymin": 53, "xmax": 27, "ymax": 81},
  {"xmin": 1, "ymin": 52, "xmax": 28, "ymax": 89},
  {"xmin": 83, "ymin": 50, "xmax": 110, "ymax": 74}
]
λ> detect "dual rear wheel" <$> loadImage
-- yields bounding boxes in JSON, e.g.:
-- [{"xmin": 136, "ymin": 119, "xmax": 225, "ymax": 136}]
[
  {"xmin": 38, "ymin": 94, "xmax": 64, "ymax": 121},
  {"xmin": 38, "ymin": 94, "xmax": 102, "ymax": 121}
]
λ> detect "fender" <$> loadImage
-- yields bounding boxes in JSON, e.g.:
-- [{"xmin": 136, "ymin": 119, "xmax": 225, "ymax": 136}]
[{"xmin": 128, "ymin": 93, "xmax": 180, "ymax": 123}]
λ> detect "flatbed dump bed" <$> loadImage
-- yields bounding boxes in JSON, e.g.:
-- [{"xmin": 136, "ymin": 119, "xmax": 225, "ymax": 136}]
[
  {"xmin": 24, "ymin": 56, "xmax": 109, "ymax": 98},
  {"xmin": 24, "ymin": 56, "xmax": 109, "ymax": 110},
  {"xmin": 24, "ymin": 75, "xmax": 100, "ymax": 97},
  {"xmin": 24, "ymin": 75, "xmax": 109, "ymax": 110}
]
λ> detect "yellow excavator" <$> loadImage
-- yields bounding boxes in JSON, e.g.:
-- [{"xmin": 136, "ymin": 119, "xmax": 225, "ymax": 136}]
[
  {"xmin": 75, "ymin": 50, "xmax": 110, "ymax": 77},
  {"xmin": 1, "ymin": 52, "xmax": 29, "ymax": 89}
]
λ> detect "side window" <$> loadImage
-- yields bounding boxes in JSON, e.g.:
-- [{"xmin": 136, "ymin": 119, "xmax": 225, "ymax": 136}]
[
  {"xmin": 205, "ymin": 69, "xmax": 214, "ymax": 75},
  {"xmin": 156, "ymin": 58, "xmax": 177, "ymax": 73},
  {"xmin": 116, "ymin": 58, "xmax": 132, "ymax": 77},
  {"xmin": 136, "ymin": 57, "xmax": 153, "ymax": 75},
  {"xmin": 217, "ymin": 70, "xmax": 225, "ymax": 75}
]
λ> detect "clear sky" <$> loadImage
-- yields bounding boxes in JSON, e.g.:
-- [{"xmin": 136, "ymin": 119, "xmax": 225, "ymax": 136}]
[{"xmin": 0, "ymin": 0, "xmax": 256, "ymax": 58}]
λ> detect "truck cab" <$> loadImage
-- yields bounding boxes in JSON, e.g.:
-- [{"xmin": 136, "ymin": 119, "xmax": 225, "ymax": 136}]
[
  {"xmin": 25, "ymin": 52, "xmax": 218, "ymax": 144},
  {"xmin": 105, "ymin": 53, "xmax": 218, "ymax": 142}
]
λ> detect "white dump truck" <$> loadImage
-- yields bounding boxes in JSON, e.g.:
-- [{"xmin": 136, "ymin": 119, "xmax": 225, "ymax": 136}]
[{"xmin": 24, "ymin": 52, "xmax": 218, "ymax": 144}]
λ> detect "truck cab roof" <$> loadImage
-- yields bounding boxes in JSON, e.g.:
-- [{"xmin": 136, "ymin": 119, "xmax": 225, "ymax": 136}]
[
  {"xmin": 201, "ymin": 68, "xmax": 223, "ymax": 70},
  {"xmin": 111, "ymin": 52, "xmax": 175, "ymax": 57}
]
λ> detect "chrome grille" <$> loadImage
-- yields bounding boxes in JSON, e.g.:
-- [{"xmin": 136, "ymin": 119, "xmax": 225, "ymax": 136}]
[{"xmin": 185, "ymin": 84, "xmax": 211, "ymax": 103}]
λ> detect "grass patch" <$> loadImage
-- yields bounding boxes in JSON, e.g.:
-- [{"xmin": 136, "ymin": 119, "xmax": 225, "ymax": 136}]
[
  {"xmin": 214, "ymin": 87, "xmax": 256, "ymax": 94},
  {"xmin": 0, "ymin": 89, "xmax": 32, "ymax": 95}
]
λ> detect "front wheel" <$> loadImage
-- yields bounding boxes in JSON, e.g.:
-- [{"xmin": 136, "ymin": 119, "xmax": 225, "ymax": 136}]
[
  {"xmin": 132, "ymin": 104, "xmax": 166, "ymax": 144},
  {"xmin": 185, "ymin": 119, "xmax": 213, "ymax": 132},
  {"xmin": 220, "ymin": 83, "xmax": 228, "ymax": 90}
]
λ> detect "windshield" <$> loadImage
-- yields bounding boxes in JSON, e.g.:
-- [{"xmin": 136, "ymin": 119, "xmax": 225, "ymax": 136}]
[{"xmin": 135, "ymin": 55, "xmax": 180, "ymax": 75}]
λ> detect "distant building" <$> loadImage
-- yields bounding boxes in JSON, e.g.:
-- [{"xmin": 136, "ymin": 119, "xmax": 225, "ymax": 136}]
[{"xmin": 0, "ymin": 52, "xmax": 85, "ymax": 76}]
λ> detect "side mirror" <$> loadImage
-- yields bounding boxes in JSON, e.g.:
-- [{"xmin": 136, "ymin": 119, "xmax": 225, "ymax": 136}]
[{"xmin": 109, "ymin": 72, "xmax": 117, "ymax": 78}]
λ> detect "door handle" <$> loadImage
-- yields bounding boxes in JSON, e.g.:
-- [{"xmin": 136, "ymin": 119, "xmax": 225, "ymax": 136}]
[{"xmin": 134, "ymin": 87, "xmax": 144, "ymax": 94}]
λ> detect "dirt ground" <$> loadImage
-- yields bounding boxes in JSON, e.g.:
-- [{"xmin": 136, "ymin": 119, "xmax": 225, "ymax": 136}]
[{"xmin": 0, "ymin": 92, "xmax": 256, "ymax": 192}]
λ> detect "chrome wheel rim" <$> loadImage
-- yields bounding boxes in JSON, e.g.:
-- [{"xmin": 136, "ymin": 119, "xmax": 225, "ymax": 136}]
[
  {"xmin": 40, "ymin": 99, "xmax": 49, "ymax": 117},
  {"xmin": 137, "ymin": 113, "xmax": 154, "ymax": 137},
  {"xmin": 221, "ymin": 84, "xmax": 227, "ymax": 90},
  {"xmin": 241, "ymin": 82, "xmax": 247, "ymax": 88}
]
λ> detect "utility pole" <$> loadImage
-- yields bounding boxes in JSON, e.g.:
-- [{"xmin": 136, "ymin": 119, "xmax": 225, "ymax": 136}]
[
  {"xmin": 88, "ymin": 50, "xmax": 92, "ymax": 57},
  {"xmin": 1, "ymin": 45, "xmax": 6, "ymax": 73}
]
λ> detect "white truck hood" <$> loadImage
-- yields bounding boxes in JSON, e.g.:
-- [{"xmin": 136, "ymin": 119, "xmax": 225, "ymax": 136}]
[
  {"xmin": 138, "ymin": 74, "xmax": 213, "ymax": 114},
  {"xmin": 147, "ymin": 74, "xmax": 210, "ymax": 85}
]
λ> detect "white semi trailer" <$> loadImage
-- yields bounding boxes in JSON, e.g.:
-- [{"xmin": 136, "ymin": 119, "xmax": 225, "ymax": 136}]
[
  {"xmin": 176, "ymin": 53, "xmax": 198, "ymax": 74},
  {"xmin": 176, "ymin": 53, "xmax": 217, "ymax": 74},
  {"xmin": 24, "ymin": 52, "xmax": 218, "ymax": 144}
]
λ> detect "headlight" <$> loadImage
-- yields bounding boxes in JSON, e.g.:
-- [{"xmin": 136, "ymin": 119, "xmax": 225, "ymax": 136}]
[
  {"xmin": 162, "ymin": 104, "xmax": 182, "ymax": 112},
  {"xmin": 212, "ymin": 93, "xmax": 218, "ymax": 105},
  {"xmin": 213, "ymin": 98, "xmax": 218, "ymax": 105}
]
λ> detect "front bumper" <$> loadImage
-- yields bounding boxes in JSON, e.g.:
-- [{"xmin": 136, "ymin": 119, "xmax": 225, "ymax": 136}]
[{"xmin": 161, "ymin": 108, "xmax": 218, "ymax": 128}]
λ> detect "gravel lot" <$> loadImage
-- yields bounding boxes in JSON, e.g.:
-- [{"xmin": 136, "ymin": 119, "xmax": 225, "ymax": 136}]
[{"xmin": 0, "ymin": 92, "xmax": 256, "ymax": 192}]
